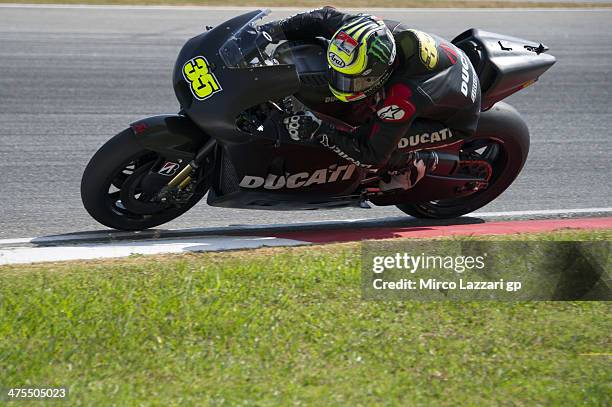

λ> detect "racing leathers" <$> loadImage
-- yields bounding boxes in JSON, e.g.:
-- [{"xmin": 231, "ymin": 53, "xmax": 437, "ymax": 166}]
[{"xmin": 265, "ymin": 7, "xmax": 482, "ymax": 182}]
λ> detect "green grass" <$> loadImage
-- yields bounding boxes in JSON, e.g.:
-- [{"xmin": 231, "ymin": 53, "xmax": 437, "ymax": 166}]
[
  {"xmin": 1, "ymin": 229, "xmax": 611, "ymax": 405},
  {"xmin": 2, "ymin": 0, "xmax": 611, "ymax": 7}
]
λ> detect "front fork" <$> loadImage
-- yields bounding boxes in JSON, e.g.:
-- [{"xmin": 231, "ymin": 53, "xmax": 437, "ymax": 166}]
[{"xmin": 157, "ymin": 138, "xmax": 217, "ymax": 198}]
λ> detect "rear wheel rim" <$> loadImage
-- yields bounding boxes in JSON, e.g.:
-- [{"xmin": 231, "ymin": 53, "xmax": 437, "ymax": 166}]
[{"xmin": 415, "ymin": 136, "xmax": 509, "ymax": 213}]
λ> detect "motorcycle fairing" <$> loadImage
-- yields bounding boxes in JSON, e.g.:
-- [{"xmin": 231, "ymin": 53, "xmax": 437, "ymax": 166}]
[
  {"xmin": 205, "ymin": 117, "xmax": 465, "ymax": 210},
  {"xmin": 206, "ymin": 139, "xmax": 368, "ymax": 210},
  {"xmin": 170, "ymin": 10, "xmax": 370, "ymax": 207},
  {"xmin": 173, "ymin": 10, "xmax": 301, "ymax": 143},
  {"xmin": 452, "ymin": 29, "xmax": 556, "ymax": 111}
]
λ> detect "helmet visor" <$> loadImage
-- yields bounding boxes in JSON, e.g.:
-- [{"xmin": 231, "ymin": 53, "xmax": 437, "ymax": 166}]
[{"xmin": 329, "ymin": 68, "xmax": 379, "ymax": 93}]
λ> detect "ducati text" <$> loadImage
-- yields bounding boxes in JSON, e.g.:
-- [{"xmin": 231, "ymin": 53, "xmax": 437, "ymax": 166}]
[
  {"xmin": 459, "ymin": 52, "xmax": 477, "ymax": 102},
  {"xmin": 239, "ymin": 165, "xmax": 357, "ymax": 190},
  {"xmin": 397, "ymin": 128, "xmax": 454, "ymax": 148}
]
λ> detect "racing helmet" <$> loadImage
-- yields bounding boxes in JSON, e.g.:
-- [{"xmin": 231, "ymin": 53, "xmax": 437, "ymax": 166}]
[{"xmin": 327, "ymin": 15, "xmax": 397, "ymax": 102}]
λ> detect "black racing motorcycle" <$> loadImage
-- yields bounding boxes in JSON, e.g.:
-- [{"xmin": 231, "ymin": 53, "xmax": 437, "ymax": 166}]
[{"xmin": 81, "ymin": 10, "xmax": 555, "ymax": 231}]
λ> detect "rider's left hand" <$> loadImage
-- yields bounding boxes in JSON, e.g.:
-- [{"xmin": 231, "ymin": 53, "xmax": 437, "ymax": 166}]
[{"xmin": 259, "ymin": 22, "xmax": 284, "ymax": 44}]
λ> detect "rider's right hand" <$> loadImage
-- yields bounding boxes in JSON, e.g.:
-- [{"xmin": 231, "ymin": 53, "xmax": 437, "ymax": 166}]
[{"xmin": 282, "ymin": 111, "xmax": 323, "ymax": 142}]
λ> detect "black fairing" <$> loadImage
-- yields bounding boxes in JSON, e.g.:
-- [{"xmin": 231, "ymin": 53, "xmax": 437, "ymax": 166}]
[
  {"xmin": 206, "ymin": 139, "xmax": 366, "ymax": 210},
  {"xmin": 452, "ymin": 29, "xmax": 556, "ymax": 111},
  {"xmin": 173, "ymin": 10, "xmax": 301, "ymax": 143},
  {"xmin": 169, "ymin": 11, "xmax": 367, "ymax": 209}
]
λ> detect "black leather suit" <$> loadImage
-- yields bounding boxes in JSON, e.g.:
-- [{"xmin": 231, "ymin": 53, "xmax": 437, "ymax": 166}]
[{"xmin": 268, "ymin": 7, "xmax": 481, "ymax": 170}]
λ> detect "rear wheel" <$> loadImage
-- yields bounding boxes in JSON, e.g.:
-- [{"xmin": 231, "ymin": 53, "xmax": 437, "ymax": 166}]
[
  {"xmin": 81, "ymin": 128, "xmax": 210, "ymax": 230},
  {"xmin": 397, "ymin": 103, "xmax": 530, "ymax": 219}
]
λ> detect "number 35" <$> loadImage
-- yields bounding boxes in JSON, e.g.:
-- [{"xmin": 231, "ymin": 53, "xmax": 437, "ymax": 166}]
[{"xmin": 183, "ymin": 56, "xmax": 222, "ymax": 100}]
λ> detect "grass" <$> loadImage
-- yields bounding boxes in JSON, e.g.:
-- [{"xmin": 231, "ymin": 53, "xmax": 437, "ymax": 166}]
[
  {"xmin": 2, "ymin": 0, "xmax": 611, "ymax": 8},
  {"xmin": 0, "ymin": 229, "xmax": 611, "ymax": 405}
]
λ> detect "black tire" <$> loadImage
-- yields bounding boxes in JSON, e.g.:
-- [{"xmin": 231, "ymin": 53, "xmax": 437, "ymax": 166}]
[
  {"xmin": 81, "ymin": 128, "xmax": 209, "ymax": 230},
  {"xmin": 397, "ymin": 102, "xmax": 530, "ymax": 219}
]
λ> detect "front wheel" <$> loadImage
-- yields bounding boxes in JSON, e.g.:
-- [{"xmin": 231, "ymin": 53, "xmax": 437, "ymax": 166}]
[
  {"xmin": 397, "ymin": 102, "xmax": 530, "ymax": 219},
  {"xmin": 81, "ymin": 128, "xmax": 210, "ymax": 230}
]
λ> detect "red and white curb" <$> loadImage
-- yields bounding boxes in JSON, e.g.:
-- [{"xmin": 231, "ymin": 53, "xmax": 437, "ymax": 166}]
[
  {"xmin": 274, "ymin": 217, "xmax": 612, "ymax": 243},
  {"xmin": 0, "ymin": 208, "xmax": 611, "ymax": 265}
]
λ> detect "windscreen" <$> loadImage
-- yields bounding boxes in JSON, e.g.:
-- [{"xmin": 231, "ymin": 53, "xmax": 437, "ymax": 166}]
[{"xmin": 219, "ymin": 9, "xmax": 276, "ymax": 68}]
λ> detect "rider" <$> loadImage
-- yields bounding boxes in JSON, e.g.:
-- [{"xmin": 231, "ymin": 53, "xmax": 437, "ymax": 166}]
[{"xmin": 262, "ymin": 7, "xmax": 481, "ymax": 190}]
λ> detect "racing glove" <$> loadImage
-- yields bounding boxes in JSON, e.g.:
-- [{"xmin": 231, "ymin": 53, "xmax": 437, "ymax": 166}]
[{"xmin": 282, "ymin": 111, "xmax": 335, "ymax": 142}]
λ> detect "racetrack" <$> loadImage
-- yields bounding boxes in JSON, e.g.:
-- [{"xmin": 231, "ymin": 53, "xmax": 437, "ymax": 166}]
[{"xmin": 0, "ymin": 5, "xmax": 610, "ymax": 239}]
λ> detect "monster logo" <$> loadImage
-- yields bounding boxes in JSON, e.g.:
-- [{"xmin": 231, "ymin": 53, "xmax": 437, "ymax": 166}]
[{"xmin": 368, "ymin": 35, "xmax": 395, "ymax": 65}]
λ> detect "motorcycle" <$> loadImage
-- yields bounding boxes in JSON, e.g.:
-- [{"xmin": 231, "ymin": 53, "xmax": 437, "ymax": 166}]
[{"xmin": 81, "ymin": 9, "xmax": 555, "ymax": 231}]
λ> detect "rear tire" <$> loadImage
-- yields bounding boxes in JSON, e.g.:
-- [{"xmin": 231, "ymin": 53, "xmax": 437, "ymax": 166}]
[
  {"xmin": 397, "ymin": 102, "xmax": 529, "ymax": 219},
  {"xmin": 81, "ymin": 128, "xmax": 209, "ymax": 230}
]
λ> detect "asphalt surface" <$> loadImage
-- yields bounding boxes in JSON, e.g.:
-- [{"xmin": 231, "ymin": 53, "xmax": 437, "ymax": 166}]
[{"xmin": 0, "ymin": 6, "xmax": 610, "ymax": 239}]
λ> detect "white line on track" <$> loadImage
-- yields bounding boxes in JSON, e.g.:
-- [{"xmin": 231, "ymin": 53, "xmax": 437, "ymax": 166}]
[
  {"xmin": 0, "ymin": 4, "xmax": 610, "ymax": 11},
  {"xmin": 475, "ymin": 207, "xmax": 612, "ymax": 217}
]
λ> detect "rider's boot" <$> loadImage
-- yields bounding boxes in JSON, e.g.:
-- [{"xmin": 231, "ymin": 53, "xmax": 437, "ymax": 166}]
[{"xmin": 379, "ymin": 151, "xmax": 439, "ymax": 192}]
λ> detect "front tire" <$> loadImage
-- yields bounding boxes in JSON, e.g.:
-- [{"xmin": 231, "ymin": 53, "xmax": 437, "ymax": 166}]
[
  {"xmin": 81, "ymin": 128, "xmax": 209, "ymax": 230},
  {"xmin": 397, "ymin": 102, "xmax": 530, "ymax": 219}
]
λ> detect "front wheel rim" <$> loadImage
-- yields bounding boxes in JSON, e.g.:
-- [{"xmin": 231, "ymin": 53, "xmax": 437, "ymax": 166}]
[{"xmin": 104, "ymin": 152, "xmax": 198, "ymax": 223}]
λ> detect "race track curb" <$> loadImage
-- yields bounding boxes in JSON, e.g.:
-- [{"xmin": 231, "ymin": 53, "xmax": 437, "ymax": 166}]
[{"xmin": 1, "ymin": 215, "xmax": 610, "ymax": 265}]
